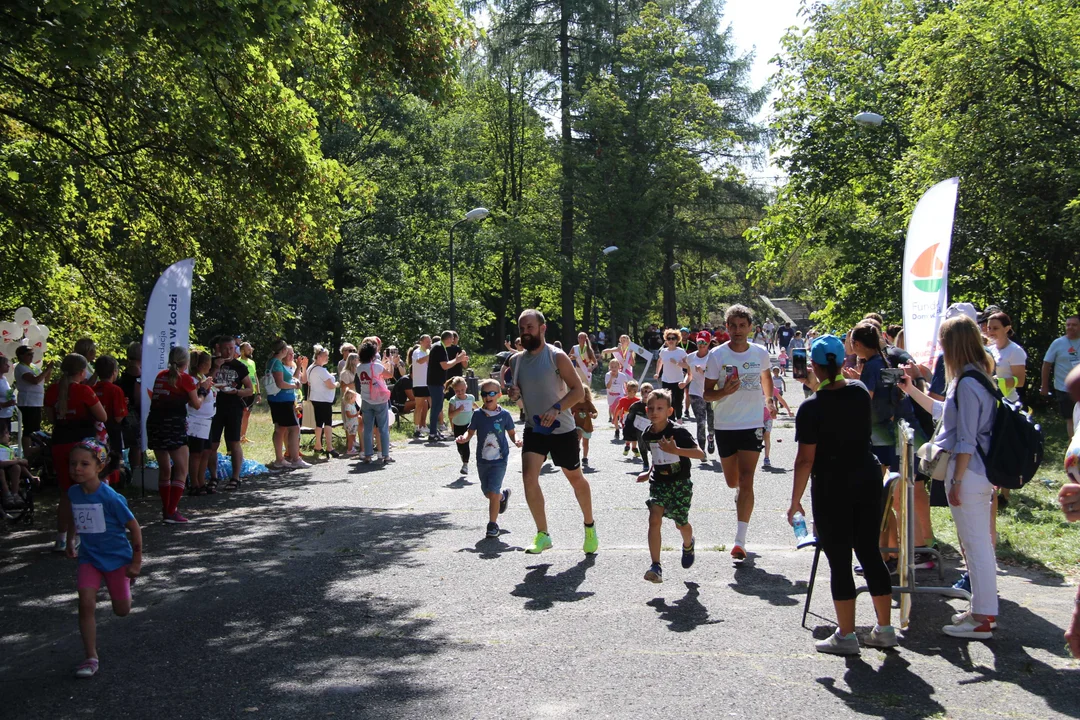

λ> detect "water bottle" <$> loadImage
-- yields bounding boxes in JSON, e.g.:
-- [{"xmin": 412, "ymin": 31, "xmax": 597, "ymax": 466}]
[{"xmin": 792, "ymin": 511, "xmax": 809, "ymax": 543}]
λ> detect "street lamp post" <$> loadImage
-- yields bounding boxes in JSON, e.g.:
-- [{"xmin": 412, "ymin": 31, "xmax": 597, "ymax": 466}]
[
  {"xmin": 449, "ymin": 207, "xmax": 489, "ymax": 330},
  {"xmin": 587, "ymin": 246, "xmax": 619, "ymax": 333}
]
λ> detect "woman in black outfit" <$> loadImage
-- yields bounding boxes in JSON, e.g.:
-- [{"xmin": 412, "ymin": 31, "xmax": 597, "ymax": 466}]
[{"xmin": 788, "ymin": 335, "xmax": 897, "ymax": 655}]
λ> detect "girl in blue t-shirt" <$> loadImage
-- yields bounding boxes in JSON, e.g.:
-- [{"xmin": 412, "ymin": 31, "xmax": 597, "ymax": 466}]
[
  {"xmin": 456, "ymin": 379, "xmax": 520, "ymax": 538},
  {"xmin": 65, "ymin": 439, "xmax": 143, "ymax": 678}
]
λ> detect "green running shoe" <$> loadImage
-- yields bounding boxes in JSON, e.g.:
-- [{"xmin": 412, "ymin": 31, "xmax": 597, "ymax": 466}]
[
  {"xmin": 583, "ymin": 524, "xmax": 599, "ymax": 554},
  {"xmin": 525, "ymin": 531, "xmax": 553, "ymax": 554}
]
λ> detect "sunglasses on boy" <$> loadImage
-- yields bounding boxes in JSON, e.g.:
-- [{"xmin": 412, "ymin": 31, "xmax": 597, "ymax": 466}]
[{"xmin": 481, "ymin": 390, "xmax": 499, "ymax": 398}]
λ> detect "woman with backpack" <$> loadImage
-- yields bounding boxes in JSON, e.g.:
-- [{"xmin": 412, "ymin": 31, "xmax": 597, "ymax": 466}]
[
  {"xmin": 898, "ymin": 315, "xmax": 999, "ymax": 640},
  {"xmin": 355, "ymin": 341, "xmax": 394, "ymax": 465}
]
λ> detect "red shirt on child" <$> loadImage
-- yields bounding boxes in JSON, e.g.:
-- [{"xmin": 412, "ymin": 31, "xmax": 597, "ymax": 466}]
[{"xmin": 94, "ymin": 381, "xmax": 128, "ymax": 422}]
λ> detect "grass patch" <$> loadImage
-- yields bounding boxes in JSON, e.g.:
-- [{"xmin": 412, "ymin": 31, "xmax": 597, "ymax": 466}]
[{"xmin": 928, "ymin": 410, "xmax": 1080, "ymax": 579}]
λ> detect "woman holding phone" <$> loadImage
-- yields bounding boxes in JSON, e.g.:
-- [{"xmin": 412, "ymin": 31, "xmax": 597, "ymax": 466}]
[{"xmin": 897, "ymin": 315, "xmax": 999, "ymax": 640}]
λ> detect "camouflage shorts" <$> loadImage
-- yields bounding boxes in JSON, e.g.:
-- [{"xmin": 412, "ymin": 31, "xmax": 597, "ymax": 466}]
[{"xmin": 647, "ymin": 477, "xmax": 693, "ymax": 526}]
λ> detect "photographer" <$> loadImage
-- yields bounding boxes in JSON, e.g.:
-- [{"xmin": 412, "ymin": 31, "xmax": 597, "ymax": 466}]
[
  {"xmin": 843, "ymin": 323, "xmax": 898, "ymax": 475},
  {"xmin": 788, "ymin": 335, "xmax": 896, "ymax": 655},
  {"xmin": 898, "ymin": 316, "xmax": 999, "ymax": 640}
]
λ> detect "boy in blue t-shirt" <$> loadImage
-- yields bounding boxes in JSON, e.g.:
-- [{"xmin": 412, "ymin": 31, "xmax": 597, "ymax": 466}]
[
  {"xmin": 456, "ymin": 379, "xmax": 520, "ymax": 537},
  {"xmin": 65, "ymin": 439, "xmax": 143, "ymax": 678}
]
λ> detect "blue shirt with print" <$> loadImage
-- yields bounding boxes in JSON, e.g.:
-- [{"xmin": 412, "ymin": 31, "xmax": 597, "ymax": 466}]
[
  {"xmin": 468, "ymin": 409, "xmax": 514, "ymax": 464},
  {"xmin": 268, "ymin": 357, "xmax": 295, "ymax": 403},
  {"xmin": 68, "ymin": 483, "xmax": 136, "ymax": 572}
]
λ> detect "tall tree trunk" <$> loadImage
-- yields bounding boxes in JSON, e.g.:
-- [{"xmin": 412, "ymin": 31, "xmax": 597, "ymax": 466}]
[
  {"xmin": 662, "ymin": 225, "xmax": 678, "ymax": 328},
  {"xmin": 559, "ymin": 0, "xmax": 576, "ymax": 347},
  {"xmin": 497, "ymin": 249, "xmax": 512, "ymax": 345}
]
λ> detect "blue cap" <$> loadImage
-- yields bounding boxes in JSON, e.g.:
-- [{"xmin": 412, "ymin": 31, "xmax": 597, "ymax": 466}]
[{"xmin": 810, "ymin": 335, "xmax": 846, "ymax": 366}]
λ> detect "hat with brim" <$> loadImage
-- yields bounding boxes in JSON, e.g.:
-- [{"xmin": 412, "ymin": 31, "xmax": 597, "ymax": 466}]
[
  {"xmin": 944, "ymin": 302, "xmax": 978, "ymax": 322},
  {"xmin": 810, "ymin": 335, "xmax": 846, "ymax": 367}
]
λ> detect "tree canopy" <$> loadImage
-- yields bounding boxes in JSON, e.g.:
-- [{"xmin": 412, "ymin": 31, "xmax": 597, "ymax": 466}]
[{"xmin": 750, "ymin": 0, "xmax": 1080, "ymax": 350}]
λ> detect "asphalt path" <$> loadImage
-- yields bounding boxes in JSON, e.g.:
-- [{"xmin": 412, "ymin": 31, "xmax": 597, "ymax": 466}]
[{"xmin": 1, "ymin": 379, "xmax": 1078, "ymax": 719}]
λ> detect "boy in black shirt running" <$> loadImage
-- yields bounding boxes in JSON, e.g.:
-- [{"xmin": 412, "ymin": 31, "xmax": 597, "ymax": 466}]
[{"xmin": 636, "ymin": 389, "xmax": 704, "ymax": 583}]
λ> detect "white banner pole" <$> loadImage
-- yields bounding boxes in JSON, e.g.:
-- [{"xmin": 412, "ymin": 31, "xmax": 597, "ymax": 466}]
[
  {"xmin": 140, "ymin": 259, "xmax": 195, "ymax": 453},
  {"xmin": 902, "ymin": 178, "xmax": 959, "ymax": 367}
]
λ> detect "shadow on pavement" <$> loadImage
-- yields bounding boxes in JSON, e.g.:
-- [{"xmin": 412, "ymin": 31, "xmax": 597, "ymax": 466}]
[
  {"xmin": 459, "ymin": 534, "xmax": 523, "ymax": 560},
  {"xmin": 817, "ymin": 653, "xmax": 946, "ymax": 719},
  {"xmin": 728, "ymin": 562, "xmax": 806, "ymax": 607},
  {"xmin": 646, "ymin": 581, "xmax": 723, "ymax": 632},
  {"xmin": 0, "ymin": 478, "xmax": 455, "ymax": 718},
  {"xmin": 896, "ymin": 595, "xmax": 1080, "ymax": 718},
  {"xmin": 511, "ymin": 556, "xmax": 596, "ymax": 610}
]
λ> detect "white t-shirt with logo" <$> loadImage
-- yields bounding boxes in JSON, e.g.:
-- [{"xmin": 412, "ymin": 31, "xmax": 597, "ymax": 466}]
[
  {"xmin": 705, "ymin": 342, "xmax": 772, "ymax": 431},
  {"xmin": 14, "ymin": 363, "xmax": 44, "ymax": 407},
  {"xmin": 989, "ymin": 341, "xmax": 1027, "ymax": 403},
  {"xmin": 1045, "ymin": 335, "xmax": 1080, "ymax": 391},
  {"xmin": 658, "ymin": 347, "xmax": 688, "ymax": 384},
  {"xmin": 605, "ymin": 370, "xmax": 627, "ymax": 397},
  {"xmin": 687, "ymin": 352, "xmax": 710, "ymax": 398},
  {"xmin": 411, "ymin": 348, "xmax": 429, "ymax": 387}
]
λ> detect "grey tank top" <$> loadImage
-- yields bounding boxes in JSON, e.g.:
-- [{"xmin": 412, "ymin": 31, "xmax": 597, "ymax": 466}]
[{"xmin": 514, "ymin": 345, "xmax": 576, "ymax": 434}]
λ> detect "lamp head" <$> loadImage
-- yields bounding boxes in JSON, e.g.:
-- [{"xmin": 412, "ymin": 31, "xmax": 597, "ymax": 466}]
[
  {"xmin": 601, "ymin": 246, "xmax": 619, "ymax": 255},
  {"xmin": 854, "ymin": 111, "xmax": 884, "ymax": 127},
  {"xmin": 465, "ymin": 207, "xmax": 490, "ymax": 222}
]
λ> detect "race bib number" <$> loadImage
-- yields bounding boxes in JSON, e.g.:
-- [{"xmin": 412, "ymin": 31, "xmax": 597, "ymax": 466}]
[
  {"xmin": 187, "ymin": 415, "xmax": 212, "ymax": 440},
  {"xmin": 651, "ymin": 444, "xmax": 679, "ymax": 465},
  {"xmin": 73, "ymin": 503, "xmax": 106, "ymax": 534},
  {"xmin": 633, "ymin": 416, "xmax": 651, "ymax": 433}
]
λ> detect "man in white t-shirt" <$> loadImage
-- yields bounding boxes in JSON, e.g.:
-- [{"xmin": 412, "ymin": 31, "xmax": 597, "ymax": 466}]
[
  {"xmin": 1041, "ymin": 315, "xmax": 1080, "ymax": 437},
  {"xmin": 704, "ymin": 304, "xmax": 776, "ymax": 561},
  {"xmin": 410, "ymin": 335, "xmax": 432, "ymax": 437}
]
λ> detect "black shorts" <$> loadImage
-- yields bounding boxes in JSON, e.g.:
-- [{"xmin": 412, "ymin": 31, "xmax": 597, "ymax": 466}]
[
  {"xmin": 210, "ymin": 407, "xmax": 244, "ymax": 443},
  {"xmin": 716, "ymin": 428, "xmax": 764, "ymax": 458},
  {"xmin": 0, "ymin": 416, "xmax": 10, "ymax": 436},
  {"xmin": 17, "ymin": 406, "xmax": 41, "ymax": 434},
  {"xmin": 522, "ymin": 428, "xmax": 581, "ymax": 471},
  {"xmin": 121, "ymin": 414, "xmax": 141, "ymax": 450},
  {"xmin": 187, "ymin": 436, "xmax": 210, "ymax": 453},
  {"xmin": 311, "ymin": 401, "xmax": 333, "ymax": 428},
  {"xmin": 268, "ymin": 401, "xmax": 299, "ymax": 427},
  {"xmin": 243, "ymin": 394, "xmax": 256, "ymax": 409},
  {"xmin": 1056, "ymin": 390, "xmax": 1077, "ymax": 420},
  {"xmin": 413, "ymin": 386, "xmax": 430, "ymax": 398}
]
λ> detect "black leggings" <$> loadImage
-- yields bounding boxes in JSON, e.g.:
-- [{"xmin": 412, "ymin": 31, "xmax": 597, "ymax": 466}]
[
  {"xmin": 813, "ymin": 477, "xmax": 892, "ymax": 601},
  {"xmin": 453, "ymin": 423, "xmax": 470, "ymax": 463},
  {"xmin": 661, "ymin": 381, "xmax": 685, "ymax": 420}
]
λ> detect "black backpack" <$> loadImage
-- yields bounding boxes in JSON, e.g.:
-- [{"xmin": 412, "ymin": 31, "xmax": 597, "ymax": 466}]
[{"xmin": 956, "ymin": 370, "xmax": 1044, "ymax": 489}]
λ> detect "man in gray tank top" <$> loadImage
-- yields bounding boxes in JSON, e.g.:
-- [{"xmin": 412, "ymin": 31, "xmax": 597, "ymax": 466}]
[{"xmin": 507, "ymin": 309, "xmax": 598, "ymax": 555}]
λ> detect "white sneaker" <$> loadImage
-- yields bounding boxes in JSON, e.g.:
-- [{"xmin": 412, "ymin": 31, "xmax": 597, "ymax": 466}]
[
  {"xmin": 864, "ymin": 625, "xmax": 899, "ymax": 648},
  {"xmin": 943, "ymin": 614, "xmax": 994, "ymax": 639},
  {"xmin": 815, "ymin": 630, "xmax": 860, "ymax": 655},
  {"xmin": 290, "ymin": 458, "xmax": 313, "ymax": 469},
  {"xmin": 460, "ymin": 463, "xmax": 468, "ymax": 475},
  {"xmin": 951, "ymin": 610, "xmax": 997, "ymax": 629},
  {"xmin": 53, "ymin": 536, "xmax": 67, "ymax": 553}
]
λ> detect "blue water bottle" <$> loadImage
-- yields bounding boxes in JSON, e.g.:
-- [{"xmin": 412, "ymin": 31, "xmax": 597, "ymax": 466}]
[{"xmin": 792, "ymin": 511, "xmax": 809, "ymax": 543}]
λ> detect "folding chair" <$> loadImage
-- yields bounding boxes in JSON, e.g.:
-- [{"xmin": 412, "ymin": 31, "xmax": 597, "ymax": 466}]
[
  {"xmin": 801, "ymin": 472, "xmax": 901, "ymax": 629},
  {"xmin": 299, "ymin": 400, "xmax": 317, "ymax": 450}
]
